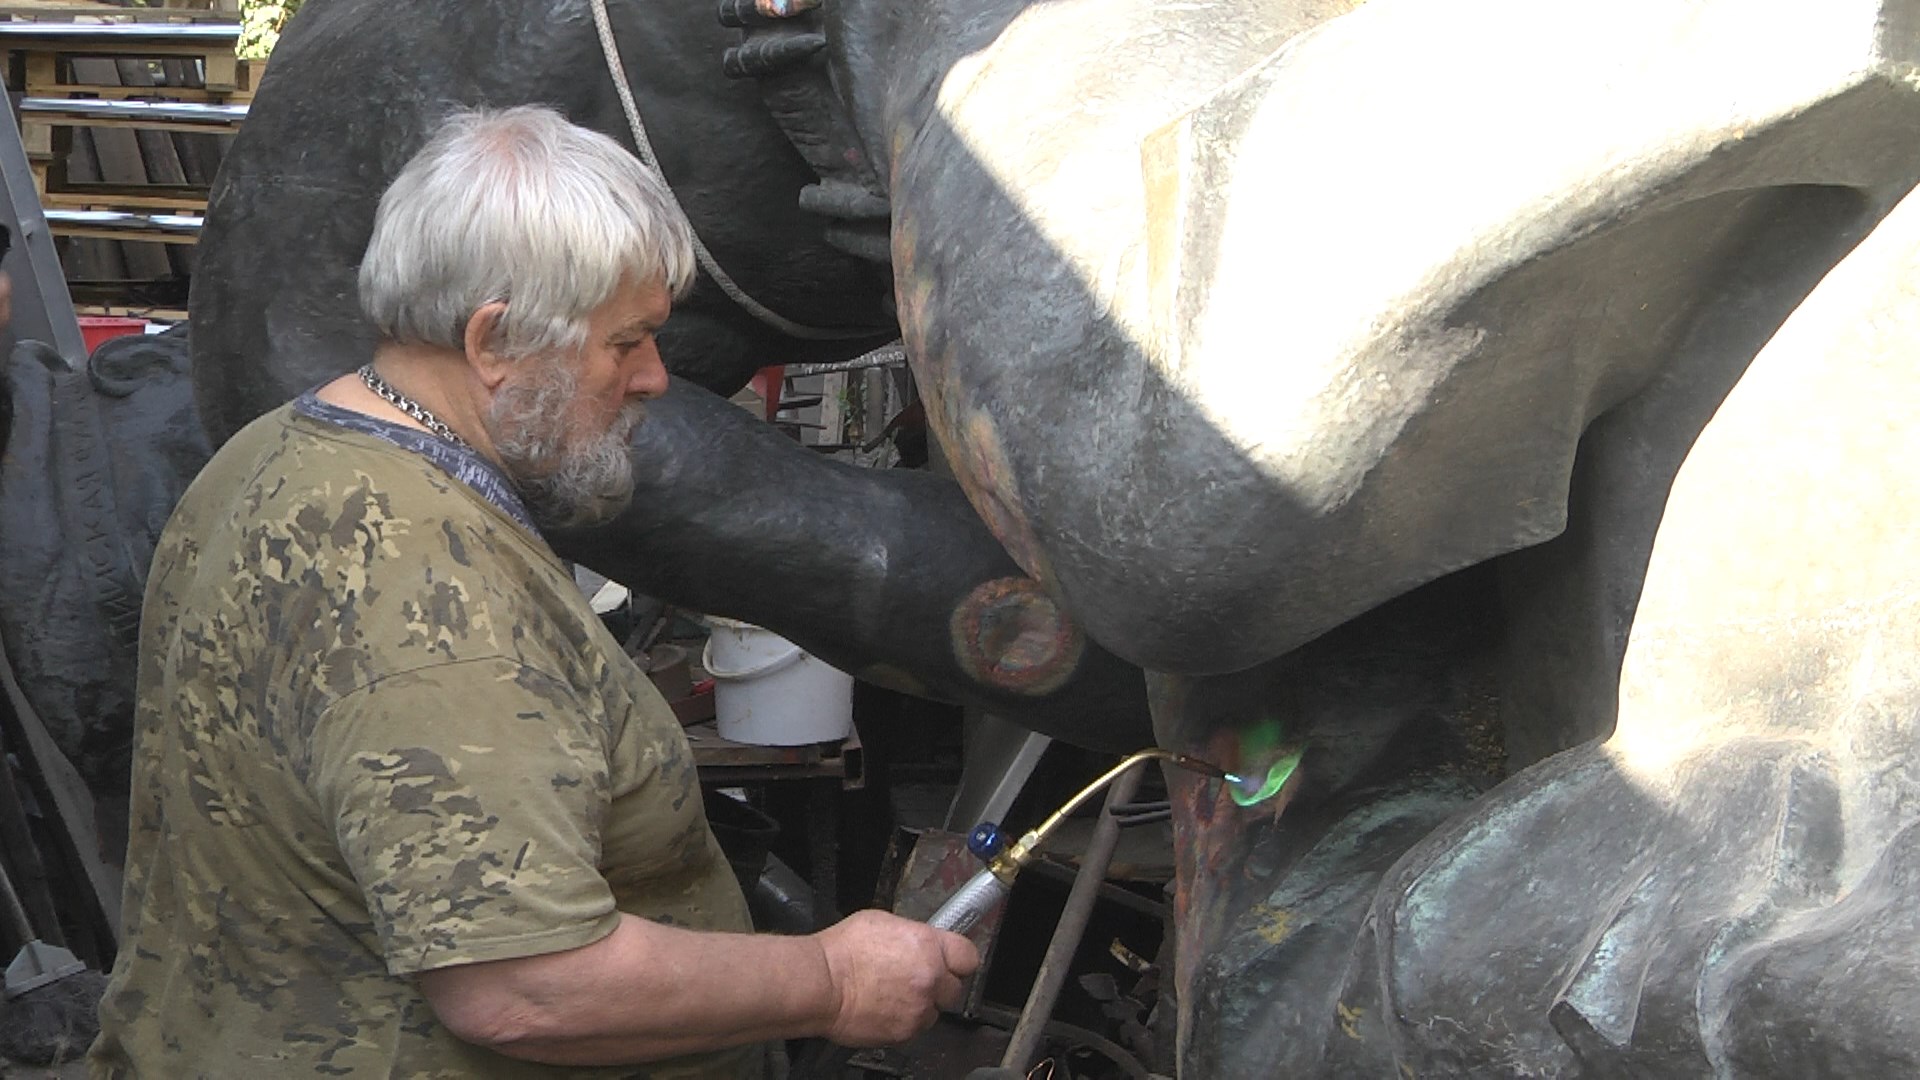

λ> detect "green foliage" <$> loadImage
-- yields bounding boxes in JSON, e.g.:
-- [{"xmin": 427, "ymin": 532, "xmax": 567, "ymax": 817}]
[{"xmin": 237, "ymin": 0, "xmax": 302, "ymax": 60}]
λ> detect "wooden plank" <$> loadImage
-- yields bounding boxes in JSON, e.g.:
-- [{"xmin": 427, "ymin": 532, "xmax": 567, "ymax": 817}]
[
  {"xmin": 43, "ymin": 184, "xmax": 207, "ymax": 211},
  {"xmin": 818, "ymin": 371, "xmax": 848, "ymax": 448},
  {"xmin": 23, "ymin": 113, "xmax": 240, "ymax": 137},
  {"xmin": 51, "ymin": 224, "xmax": 199, "ymax": 244},
  {"xmin": 19, "ymin": 117, "xmax": 52, "ymax": 157},
  {"xmin": 21, "ymin": 46, "xmax": 55, "ymax": 88},
  {"xmin": 22, "ymin": 60, "xmax": 255, "ymax": 103},
  {"xmin": 0, "ymin": 0, "xmax": 124, "ymax": 15},
  {"xmin": 28, "ymin": 79, "xmax": 238, "ymax": 103},
  {"xmin": 2, "ymin": 42, "xmax": 240, "ymax": 85},
  {"xmin": 21, "ymin": 50, "xmax": 257, "ymax": 102},
  {"xmin": 11, "ymin": 47, "xmax": 231, "ymax": 68},
  {"xmin": 683, "ymin": 720, "xmax": 866, "ymax": 790},
  {"xmin": 200, "ymin": 44, "xmax": 231, "ymax": 91},
  {"xmin": 0, "ymin": 4, "xmax": 236, "ymax": 23}
]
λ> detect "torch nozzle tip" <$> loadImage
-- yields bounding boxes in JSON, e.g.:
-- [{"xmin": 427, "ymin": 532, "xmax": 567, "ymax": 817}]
[{"xmin": 1167, "ymin": 753, "xmax": 1233, "ymax": 780}]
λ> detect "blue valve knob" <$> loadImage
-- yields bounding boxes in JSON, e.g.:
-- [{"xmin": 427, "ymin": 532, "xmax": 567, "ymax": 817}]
[{"xmin": 967, "ymin": 821, "xmax": 1005, "ymax": 861}]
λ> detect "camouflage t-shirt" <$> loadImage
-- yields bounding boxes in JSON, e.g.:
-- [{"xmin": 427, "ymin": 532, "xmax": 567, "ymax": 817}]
[{"xmin": 90, "ymin": 404, "xmax": 759, "ymax": 1078}]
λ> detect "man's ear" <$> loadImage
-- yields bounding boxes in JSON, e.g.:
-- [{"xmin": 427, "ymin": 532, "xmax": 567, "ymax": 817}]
[{"xmin": 463, "ymin": 301, "xmax": 514, "ymax": 390}]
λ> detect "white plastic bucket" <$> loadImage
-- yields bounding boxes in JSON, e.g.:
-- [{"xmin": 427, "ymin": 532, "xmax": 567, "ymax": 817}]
[{"xmin": 702, "ymin": 618, "xmax": 854, "ymax": 746}]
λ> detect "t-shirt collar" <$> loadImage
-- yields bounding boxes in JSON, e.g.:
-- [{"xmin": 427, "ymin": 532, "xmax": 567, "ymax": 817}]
[{"xmin": 292, "ymin": 390, "xmax": 540, "ymax": 534}]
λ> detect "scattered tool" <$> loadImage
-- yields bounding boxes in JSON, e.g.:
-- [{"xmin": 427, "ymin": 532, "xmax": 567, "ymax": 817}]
[{"xmin": 0, "ymin": 858, "xmax": 104, "ymax": 1065}]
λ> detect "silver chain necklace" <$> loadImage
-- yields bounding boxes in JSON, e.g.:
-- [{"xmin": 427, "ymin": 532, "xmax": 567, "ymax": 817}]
[{"xmin": 357, "ymin": 363, "xmax": 474, "ymax": 451}]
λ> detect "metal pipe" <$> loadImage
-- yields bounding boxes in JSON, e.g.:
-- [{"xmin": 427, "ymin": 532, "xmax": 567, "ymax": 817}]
[
  {"xmin": 1025, "ymin": 749, "xmax": 1221, "ymax": 852},
  {"xmin": 782, "ymin": 343, "xmax": 907, "ymax": 378},
  {"xmin": 931, "ymin": 749, "xmax": 1227, "ymax": 938},
  {"xmin": 999, "ymin": 759, "xmax": 1146, "ymax": 1072}
]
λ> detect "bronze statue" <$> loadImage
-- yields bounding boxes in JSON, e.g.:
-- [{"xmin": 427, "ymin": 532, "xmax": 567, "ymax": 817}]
[{"xmin": 9, "ymin": 0, "xmax": 1920, "ymax": 1073}]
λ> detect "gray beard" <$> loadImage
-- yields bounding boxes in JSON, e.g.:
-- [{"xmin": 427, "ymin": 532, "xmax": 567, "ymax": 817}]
[{"xmin": 485, "ymin": 358, "xmax": 644, "ymax": 530}]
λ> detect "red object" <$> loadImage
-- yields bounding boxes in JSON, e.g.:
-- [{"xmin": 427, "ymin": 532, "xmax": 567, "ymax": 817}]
[
  {"xmin": 749, "ymin": 365, "xmax": 784, "ymax": 421},
  {"xmin": 670, "ymin": 682, "xmax": 717, "ymax": 727},
  {"xmin": 79, "ymin": 316, "xmax": 148, "ymax": 354}
]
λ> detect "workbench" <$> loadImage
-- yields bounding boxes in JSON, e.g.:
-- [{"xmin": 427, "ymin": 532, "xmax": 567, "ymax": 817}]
[
  {"xmin": 684, "ymin": 718, "xmax": 863, "ymax": 789},
  {"xmin": 686, "ymin": 719, "xmax": 863, "ymax": 926}
]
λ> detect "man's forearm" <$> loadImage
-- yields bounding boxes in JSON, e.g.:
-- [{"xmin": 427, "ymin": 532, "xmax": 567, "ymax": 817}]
[
  {"xmin": 418, "ymin": 907, "xmax": 971, "ymax": 1066},
  {"xmin": 419, "ymin": 913, "xmax": 839, "ymax": 1065}
]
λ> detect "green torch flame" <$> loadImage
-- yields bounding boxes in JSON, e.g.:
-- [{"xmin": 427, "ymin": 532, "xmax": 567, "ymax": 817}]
[{"xmin": 1226, "ymin": 748, "xmax": 1303, "ymax": 807}]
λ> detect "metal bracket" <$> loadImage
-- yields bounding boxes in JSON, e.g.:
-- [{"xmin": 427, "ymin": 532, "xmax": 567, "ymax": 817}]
[{"xmin": 945, "ymin": 716, "xmax": 1053, "ymax": 833}]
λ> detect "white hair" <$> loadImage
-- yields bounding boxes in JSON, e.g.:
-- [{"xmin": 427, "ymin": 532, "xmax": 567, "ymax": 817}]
[{"xmin": 358, "ymin": 105, "xmax": 696, "ymax": 360}]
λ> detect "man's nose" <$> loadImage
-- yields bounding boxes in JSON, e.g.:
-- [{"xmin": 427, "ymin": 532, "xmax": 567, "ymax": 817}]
[{"xmin": 626, "ymin": 340, "xmax": 669, "ymax": 399}]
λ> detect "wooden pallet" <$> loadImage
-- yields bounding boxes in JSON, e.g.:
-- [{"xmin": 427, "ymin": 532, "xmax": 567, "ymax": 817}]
[
  {"xmin": 40, "ymin": 179, "xmax": 209, "ymax": 212},
  {"xmin": 24, "ymin": 98, "xmax": 239, "ymax": 241},
  {"xmin": 23, "ymin": 53, "xmax": 263, "ymax": 104},
  {"xmin": 1, "ymin": 21, "xmax": 244, "ymax": 92},
  {"xmin": 0, "ymin": 14, "xmax": 244, "ymax": 303}
]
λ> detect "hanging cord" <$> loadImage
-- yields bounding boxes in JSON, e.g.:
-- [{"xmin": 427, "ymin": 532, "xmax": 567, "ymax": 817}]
[{"xmin": 589, "ymin": 0, "xmax": 880, "ymax": 341}]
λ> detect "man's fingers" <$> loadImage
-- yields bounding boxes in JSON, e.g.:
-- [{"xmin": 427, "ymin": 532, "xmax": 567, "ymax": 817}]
[
  {"xmin": 934, "ymin": 970, "xmax": 967, "ymax": 1011},
  {"xmin": 937, "ymin": 930, "xmax": 981, "ymax": 978},
  {"xmin": 819, "ymin": 914, "xmax": 988, "ymax": 1045}
]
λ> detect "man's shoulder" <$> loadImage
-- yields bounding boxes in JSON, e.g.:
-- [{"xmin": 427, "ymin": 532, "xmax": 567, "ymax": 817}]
[
  {"xmin": 182, "ymin": 406, "xmax": 485, "ymax": 539},
  {"xmin": 145, "ymin": 406, "xmax": 580, "ymax": 716},
  {"xmin": 156, "ymin": 405, "xmax": 546, "ymax": 630}
]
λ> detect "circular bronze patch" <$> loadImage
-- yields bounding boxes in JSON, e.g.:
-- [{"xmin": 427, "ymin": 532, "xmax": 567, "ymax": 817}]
[{"xmin": 949, "ymin": 576, "xmax": 1084, "ymax": 696}]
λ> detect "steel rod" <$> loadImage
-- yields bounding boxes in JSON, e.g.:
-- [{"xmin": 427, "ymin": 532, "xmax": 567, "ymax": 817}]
[
  {"xmin": 781, "ymin": 343, "xmax": 907, "ymax": 378},
  {"xmin": 1000, "ymin": 759, "xmax": 1145, "ymax": 1072}
]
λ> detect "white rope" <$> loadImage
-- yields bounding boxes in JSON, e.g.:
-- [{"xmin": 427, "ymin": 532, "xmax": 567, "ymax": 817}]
[{"xmin": 589, "ymin": 0, "xmax": 879, "ymax": 341}]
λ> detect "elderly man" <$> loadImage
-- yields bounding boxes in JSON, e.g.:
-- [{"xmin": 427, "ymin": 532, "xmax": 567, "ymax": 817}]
[{"xmin": 89, "ymin": 106, "xmax": 976, "ymax": 1077}]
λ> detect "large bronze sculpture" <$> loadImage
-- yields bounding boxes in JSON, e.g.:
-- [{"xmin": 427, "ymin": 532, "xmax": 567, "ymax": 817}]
[{"xmin": 6, "ymin": 0, "xmax": 1920, "ymax": 1073}]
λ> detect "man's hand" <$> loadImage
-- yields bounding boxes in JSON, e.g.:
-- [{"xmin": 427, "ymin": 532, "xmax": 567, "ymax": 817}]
[{"xmin": 814, "ymin": 909, "xmax": 981, "ymax": 1046}]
